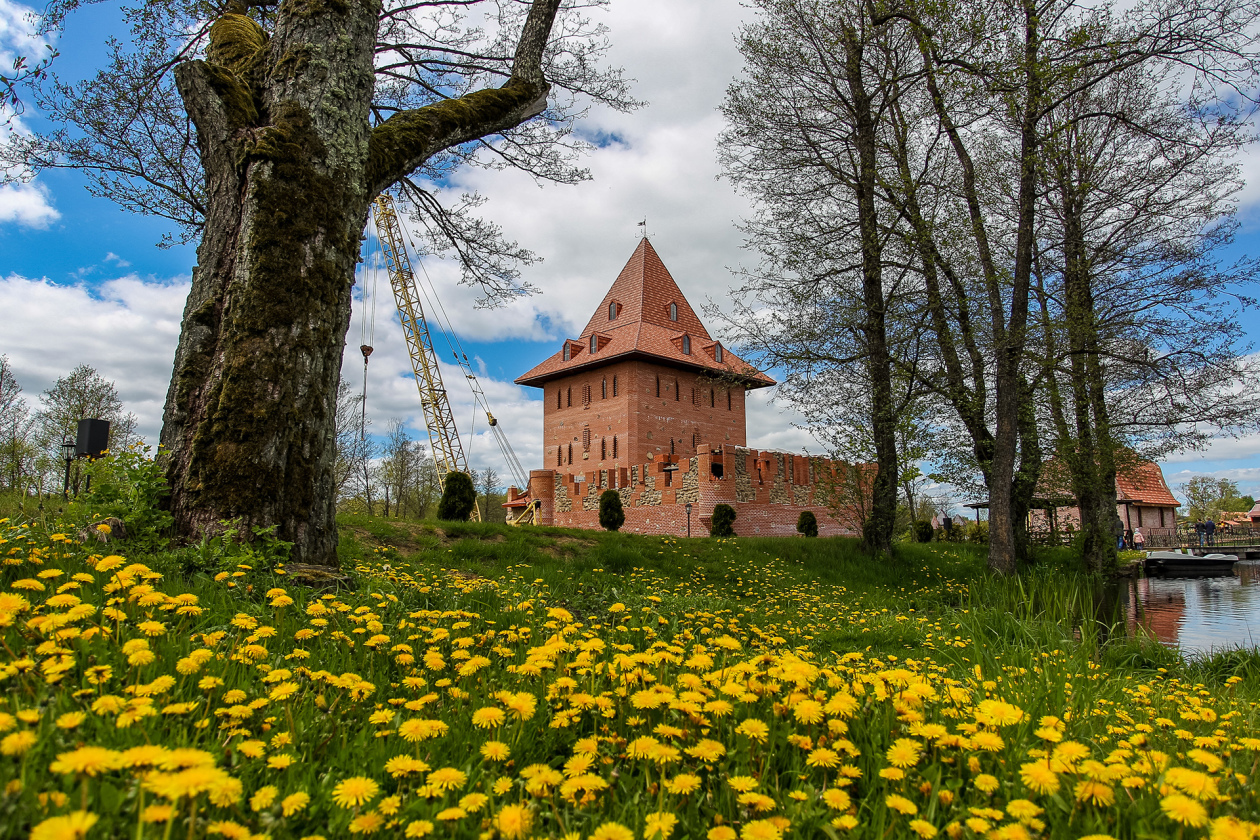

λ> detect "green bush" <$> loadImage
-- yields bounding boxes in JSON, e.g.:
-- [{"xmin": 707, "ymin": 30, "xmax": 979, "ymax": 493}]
[
  {"xmin": 67, "ymin": 443, "xmax": 173, "ymax": 550},
  {"xmin": 966, "ymin": 520, "xmax": 989, "ymax": 544},
  {"xmin": 437, "ymin": 471, "xmax": 477, "ymax": 521},
  {"xmin": 598, "ymin": 490, "xmax": 625, "ymax": 531},
  {"xmin": 711, "ymin": 504, "xmax": 737, "ymax": 537},
  {"xmin": 912, "ymin": 520, "xmax": 934, "ymax": 543},
  {"xmin": 796, "ymin": 510, "xmax": 818, "ymax": 538}
]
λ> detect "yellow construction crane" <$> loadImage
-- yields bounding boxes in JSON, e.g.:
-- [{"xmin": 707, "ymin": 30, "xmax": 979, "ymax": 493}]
[{"xmin": 371, "ymin": 193, "xmax": 481, "ymax": 520}]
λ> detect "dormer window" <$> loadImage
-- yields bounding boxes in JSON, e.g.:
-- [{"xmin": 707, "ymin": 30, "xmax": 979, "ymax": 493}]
[
  {"xmin": 682, "ymin": 335, "xmax": 691, "ymax": 355},
  {"xmin": 590, "ymin": 334, "xmax": 597, "ymax": 353},
  {"xmin": 608, "ymin": 301, "xmax": 619, "ymax": 320},
  {"xmin": 669, "ymin": 302, "xmax": 678, "ymax": 321},
  {"xmin": 714, "ymin": 343, "xmax": 723, "ymax": 362},
  {"xmin": 563, "ymin": 344, "xmax": 571, "ymax": 361}
]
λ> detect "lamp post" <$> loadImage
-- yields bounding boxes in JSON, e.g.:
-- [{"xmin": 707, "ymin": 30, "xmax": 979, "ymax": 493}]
[
  {"xmin": 686, "ymin": 502, "xmax": 693, "ymax": 538},
  {"xmin": 60, "ymin": 436, "xmax": 76, "ymax": 499}
]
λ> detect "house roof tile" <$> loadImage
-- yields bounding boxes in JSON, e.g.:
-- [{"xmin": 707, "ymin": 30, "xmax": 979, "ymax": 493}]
[{"xmin": 516, "ymin": 238, "xmax": 775, "ymax": 388}]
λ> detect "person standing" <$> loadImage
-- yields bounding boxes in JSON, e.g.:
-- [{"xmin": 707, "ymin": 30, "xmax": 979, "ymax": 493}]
[
  {"xmin": 1206, "ymin": 518, "xmax": 1216, "ymax": 547},
  {"xmin": 1134, "ymin": 528, "xmax": 1145, "ymax": 551},
  {"xmin": 1124, "ymin": 528, "xmax": 1134, "ymax": 550}
]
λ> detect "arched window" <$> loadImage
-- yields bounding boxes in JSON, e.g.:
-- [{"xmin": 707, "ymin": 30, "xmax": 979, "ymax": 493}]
[
  {"xmin": 612, "ymin": 375, "xmax": 618, "ymax": 396},
  {"xmin": 609, "ymin": 301, "xmax": 617, "ymax": 320},
  {"xmin": 563, "ymin": 344, "xmax": 570, "ymax": 361},
  {"xmin": 590, "ymin": 334, "xmax": 597, "ymax": 354},
  {"xmin": 582, "ymin": 429, "xmax": 591, "ymax": 452},
  {"xmin": 612, "ymin": 436, "xmax": 618, "ymax": 458},
  {"xmin": 715, "ymin": 343, "xmax": 723, "ymax": 362},
  {"xmin": 682, "ymin": 335, "xmax": 691, "ymax": 355},
  {"xmin": 669, "ymin": 302, "xmax": 678, "ymax": 321},
  {"xmin": 601, "ymin": 378, "xmax": 607, "ymax": 399}
]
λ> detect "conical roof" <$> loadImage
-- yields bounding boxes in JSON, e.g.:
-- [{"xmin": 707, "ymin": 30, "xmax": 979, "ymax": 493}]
[{"xmin": 516, "ymin": 238, "xmax": 773, "ymax": 388}]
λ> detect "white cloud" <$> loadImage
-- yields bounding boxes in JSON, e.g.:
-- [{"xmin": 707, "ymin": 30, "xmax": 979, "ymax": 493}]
[
  {"xmin": 0, "ymin": 181, "xmax": 58, "ymax": 227},
  {"xmin": 0, "ymin": 274, "xmax": 189, "ymax": 440},
  {"xmin": 103, "ymin": 252, "xmax": 131, "ymax": 267}
]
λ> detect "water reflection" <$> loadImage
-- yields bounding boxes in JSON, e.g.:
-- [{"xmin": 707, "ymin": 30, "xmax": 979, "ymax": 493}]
[{"xmin": 1125, "ymin": 561, "xmax": 1260, "ymax": 656}]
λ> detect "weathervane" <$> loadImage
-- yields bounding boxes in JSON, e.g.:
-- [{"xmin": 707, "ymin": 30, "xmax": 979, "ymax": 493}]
[{"xmin": 638, "ymin": 218, "xmax": 649, "ymax": 239}]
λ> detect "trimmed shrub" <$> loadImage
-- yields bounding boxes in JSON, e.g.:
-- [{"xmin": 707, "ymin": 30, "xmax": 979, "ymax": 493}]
[
  {"xmin": 796, "ymin": 510, "xmax": 818, "ymax": 538},
  {"xmin": 912, "ymin": 520, "xmax": 934, "ymax": 543},
  {"xmin": 437, "ymin": 471, "xmax": 477, "ymax": 521},
  {"xmin": 598, "ymin": 489, "xmax": 625, "ymax": 531},
  {"xmin": 711, "ymin": 503, "xmax": 737, "ymax": 537}
]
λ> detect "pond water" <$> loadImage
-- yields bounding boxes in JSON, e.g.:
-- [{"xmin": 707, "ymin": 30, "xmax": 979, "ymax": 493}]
[{"xmin": 1125, "ymin": 561, "xmax": 1260, "ymax": 656}]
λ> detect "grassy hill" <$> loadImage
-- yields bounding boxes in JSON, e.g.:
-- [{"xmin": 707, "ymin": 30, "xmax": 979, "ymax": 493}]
[{"xmin": 2, "ymin": 502, "xmax": 1258, "ymax": 840}]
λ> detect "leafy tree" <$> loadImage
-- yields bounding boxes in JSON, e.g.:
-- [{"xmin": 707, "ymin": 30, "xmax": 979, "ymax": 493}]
[
  {"xmin": 1179, "ymin": 477, "xmax": 1251, "ymax": 521},
  {"xmin": 8, "ymin": 0, "xmax": 635, "ymax": 565},
  {"xmin": 477, "ymin": 467, "xmax": 505, "ymax": 523},
  {"xmin": 437, "ymin": 471, "xmax": 477, "ymax": 521},
  {"xmin": 598, "ymin": 489, "xmax": 624, "ymax": 531},
  {"xmin": 912, "ymin": 520, "xmax": 934, "ymax": 543},
  {"xmin": 0, "ymin": 356, "xmax": 36, "ymax": 491},
  {"xmin": 710, "ymin": 504, "xmax": 737, "ymax": 538},
  {"xmin": 796, "ymin": 510, "xmax": 818, "ymax": 538}
]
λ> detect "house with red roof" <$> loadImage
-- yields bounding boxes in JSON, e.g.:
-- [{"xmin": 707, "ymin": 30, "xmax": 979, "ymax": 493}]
[
  {"xmin": 1026, "ymin": 457, "xmax": 1181, "ymax": 541},
  {"xmin": 508, "ymin": 238, "xmax": 861, "ymax": 536}
]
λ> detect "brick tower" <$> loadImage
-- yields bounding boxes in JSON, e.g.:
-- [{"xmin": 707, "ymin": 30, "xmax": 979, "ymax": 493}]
[{"xmin": 516, "ymin": 238, "xmax": 774, "ymax": 474}]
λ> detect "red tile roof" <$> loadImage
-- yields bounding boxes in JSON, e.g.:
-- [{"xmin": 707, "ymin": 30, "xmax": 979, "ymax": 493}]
[
  {"xmin": 516, "ymin": 238, "xmax": 775, "ymax": 388},
  {"xmin": 1115, "ymin": 460, "xmax": 1180, "ymax": 507}
]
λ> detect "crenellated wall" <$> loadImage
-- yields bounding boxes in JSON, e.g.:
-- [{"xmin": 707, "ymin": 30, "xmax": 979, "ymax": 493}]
[{"xmin": 525, "ymin": 442, "xmax": 862, "ymax": 538}]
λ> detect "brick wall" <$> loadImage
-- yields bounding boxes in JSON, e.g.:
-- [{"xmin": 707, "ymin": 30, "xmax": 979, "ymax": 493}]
[
  {"xmin": 540, "ymin": 359, "xmax": 748, "ymax": 472},
  {"xmin": 532, "ymin": 443, "xmax": 861, "ymax": 538}
]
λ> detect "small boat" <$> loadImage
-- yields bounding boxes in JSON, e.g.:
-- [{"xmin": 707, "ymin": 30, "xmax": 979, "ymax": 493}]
[{"xmin": 1144, "ymin": 550, "xmax": 1239, "ymax": 576}]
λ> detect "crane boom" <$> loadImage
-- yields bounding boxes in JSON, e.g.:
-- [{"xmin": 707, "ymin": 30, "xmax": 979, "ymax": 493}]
[{"xmin": 371, "ymin": 193, "xmax": 481, "ymax": 520}]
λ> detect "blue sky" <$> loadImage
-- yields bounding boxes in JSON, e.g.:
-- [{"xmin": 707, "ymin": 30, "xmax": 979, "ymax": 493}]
[{"xmin": 3, "ymin": 0, "xmax": 1260, "ymax": 511}]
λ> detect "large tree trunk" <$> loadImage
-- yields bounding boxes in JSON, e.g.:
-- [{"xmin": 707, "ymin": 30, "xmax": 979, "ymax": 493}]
[
  {"xmin": 161, "ymin": 0, "xmax": 561, "ymax": 565},
  {"xmin": 843, "ymin": 23, "xmax": 898, "ymax": 556}
]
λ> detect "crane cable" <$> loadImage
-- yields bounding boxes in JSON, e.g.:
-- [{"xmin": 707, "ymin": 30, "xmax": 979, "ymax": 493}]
[
  {"xmin": 390, "ymin": 199, "xmax": 530, "ymax": 492},
  {"xmin": 358, "ymin": 223, "xmax": 380, "ymax": 439}
]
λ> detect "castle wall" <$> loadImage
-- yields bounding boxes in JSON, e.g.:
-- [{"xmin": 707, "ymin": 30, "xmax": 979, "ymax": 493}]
[{"xmin": 531, "ymin": 443, "xmax": 860, "ymax": 538}]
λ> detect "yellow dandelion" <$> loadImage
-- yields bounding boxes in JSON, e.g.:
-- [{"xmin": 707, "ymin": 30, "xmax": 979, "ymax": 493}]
[
  {"xmin": 30, "ymin": 810, "xmax": 98, "ymax": 840},
  {"xmin": 740, "ymin": 820, "xmax": 782, "ymax": 840},
  {"xmin": 1161, "ymin": 794, "xmax": 1208, "ymax": 828},
  {"xmin": 591, "ymin": 822, "xmax": 635, "ymax": 840},
  {"xmin": 886, "ymin": 794, "xmax": 918, "ymax": 816},
  {"xmin": 494, "ymin": 804, "xmax": 532, "ymax": 840},
  {"xmin": 332, "ymin": 777, "xmax": 380, "ymax": 808},
  {"xmin": 281, "ymin": 792, "xmax": 310, "ymax": 816}
]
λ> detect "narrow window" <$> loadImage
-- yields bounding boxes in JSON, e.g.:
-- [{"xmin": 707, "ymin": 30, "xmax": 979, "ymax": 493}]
[
  {"xmin": 682, "ymin": 335, "xmax": 691, "ymax": 355},
  {"xmin": 609, "ymin": 301, "xmax": 617, "ymax": 320},
  {"xmin": 557, "ymin": 447, "xmax": 562, "ymax": 466},
  {"xmin": 727, "ymin": 391, "xmax": 732, "ymax": 410},
  {"xmin": 590, "ymin": 334, "xmax": 597, "ymax": 354},
  {"xmin": 601, "ymin": 437, "xmax": 606, "ymax": 460},
  {"xmin": 656, "ymin": 376, "xmax": 660, "ymax": 397},
  {"xmin": 568, "ymin": 442, "xmax": 572, "ymax": 463},
  {"xmin": 557, "ymin": 388, "xmax": 562, "ymax": 409},
  {"xmin": 670, "ymin": 438, "xmax": 675, "ymax": 455},
  {"xmin": 669, "ymin": 302, "xmax": 678, "ymax": 321},
  {"xmin": 563, "ymin": 344, "xmax": 570, "ymax": 361},
  {"xmin": 613, "ymin": 436, "xmax": 618, "ymax": 458},
  {"xmin": 582, "ymin": 429, "xmax": 591, "ymax": 451},
  {"xmin": 582, "ymin": 384, "xmax": 591, "ymax": 405},
  {"xmin": 601, "ymin": 378, "xmax": 607, "ymax": 399},
  {"xmin": 692, "ymin": 431, "xmax": 698, "ymax": 448},
  {"xmin": 674, "ymin": 378, "xmax": 679, "ymax": 401},
  {"xmin": 715, "ymin": 343, "xmax": 723, "ymax": 362},
  {"xmin": 567, "ymin": 387, "xmax": 571, "ymax": 407},
  {"xmin": 613, "ymin": 375, "xmax": 618, "ymax": 396},
  {"xmin": 710, "ymin": 389, "xmax": 715, "ymax": 407},
  {"xmin": 691, "ymin": 387, "xmax": 696, "ymax": 405}
]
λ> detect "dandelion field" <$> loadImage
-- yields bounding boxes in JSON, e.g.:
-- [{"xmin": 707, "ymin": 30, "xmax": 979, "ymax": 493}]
[{"xmin": 2, "ymin": 510, "xmax": 1259, "ymax": 840}]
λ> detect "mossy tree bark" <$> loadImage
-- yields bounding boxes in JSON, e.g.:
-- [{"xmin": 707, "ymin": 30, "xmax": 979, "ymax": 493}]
[{"xmin": 161, "ymin": 0, "xmax": 563, "ymax": 566}]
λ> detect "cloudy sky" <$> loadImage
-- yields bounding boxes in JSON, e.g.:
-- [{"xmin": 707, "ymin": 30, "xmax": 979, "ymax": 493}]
[{"xmin": 2, "ymin": 0, "xmax": 1259, "ymax": 508}]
